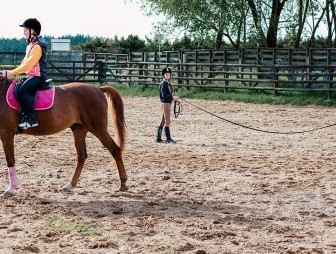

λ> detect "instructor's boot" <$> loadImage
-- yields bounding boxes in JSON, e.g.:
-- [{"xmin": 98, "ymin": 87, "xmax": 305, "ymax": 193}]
[
  {"xmin": 165, "ymin": 127, "xmax": 176, "ymax": 144},
  {"xmin": 156, "ymin": 126, "xmax": 164, "ymax": 143}
]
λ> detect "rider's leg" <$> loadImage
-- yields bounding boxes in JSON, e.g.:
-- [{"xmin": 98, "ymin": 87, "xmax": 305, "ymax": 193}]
[
  {"xmin": 17, "ymin": 76, "xmax": 44, "ymax": 128},
  {"xmin": 19, "ymin": 93, "xmax": 38, "ymax": 127}
]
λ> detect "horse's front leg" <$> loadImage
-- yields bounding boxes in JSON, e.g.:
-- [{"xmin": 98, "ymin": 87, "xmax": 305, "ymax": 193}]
[{"xmin": 0, "ymin": 131, "xmax": 17, "ymax": 196}]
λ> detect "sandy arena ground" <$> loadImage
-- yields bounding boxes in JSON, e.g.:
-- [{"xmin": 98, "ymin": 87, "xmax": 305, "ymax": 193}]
[{"xmin": 1, "ymin": 95, "xmax": 336, "ymax": 254}]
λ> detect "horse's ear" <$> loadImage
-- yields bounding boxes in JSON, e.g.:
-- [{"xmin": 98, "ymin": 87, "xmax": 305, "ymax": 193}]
[{"xmin": 0, "ymin": 73, "xmax": 3, "ymax": 79}]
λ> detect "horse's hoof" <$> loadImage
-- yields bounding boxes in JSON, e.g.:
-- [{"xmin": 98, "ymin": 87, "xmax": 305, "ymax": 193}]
[
  {"xmin": 62, "ymin": 183, "xmax": 73, "ymax": 192},
  {"xmin": 119, "ymin": 185, "xmax": 129, "ymax": 192},
  {"xmin": 3, "ymin": 189, "xmax": 15, "ymax": 197}
]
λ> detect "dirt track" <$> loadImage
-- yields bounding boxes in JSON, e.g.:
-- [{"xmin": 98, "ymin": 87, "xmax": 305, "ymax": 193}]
[{"xmin": 1, "ymin": 96, "xmax": 336, "ymax": 254}]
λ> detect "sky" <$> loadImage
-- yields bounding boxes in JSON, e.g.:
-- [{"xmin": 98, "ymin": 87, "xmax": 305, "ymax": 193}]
[{"xmin": 1, "ymin": 0, "xmax": 162, "ymax": 39}]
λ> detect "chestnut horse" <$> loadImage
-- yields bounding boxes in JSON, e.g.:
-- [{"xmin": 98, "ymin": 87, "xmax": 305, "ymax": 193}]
[{"xmin": 0, "ymin": 74, "xmax": 128, "ymax": 196}]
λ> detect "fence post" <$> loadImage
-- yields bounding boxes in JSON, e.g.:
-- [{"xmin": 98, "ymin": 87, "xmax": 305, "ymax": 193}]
[
  {"xmin": 273, "ymin": 66, "xmax": 279, "ymax": 96},
  {"xmin": 272, "ymin": 48, "xmax": 279, "ymax": 96},
  {"xmin": 139, "ymin": 52, "xmax": 144, "ymax": 80},
  {"xmin": 239, "ymin": 48, "xmax": 243, "ymax": 87},
  {"xmin": 183, "ymin": 53, "xmax": 189, "ymax": 86},
  {"xmin": 72, "ymin": 62, "xmax": 75, "ymax": 81},
  {"xmin": 223, "ymin": 49, "xmax": 229, "ymax": 93},
  {"xmin": 327, "ymin": 66, "xmax": 334, "ymax": 101},
  {"xmin": 208, "ymin": 50, "xmax": 213, "ymax": 85},
  {"xmin": 97, "ymin": 61, "xmax": 106, "ymax": 84},
  {"xmin": 307, "ymin": 49, "xmax": 311, "ymax": 88},
  {"xmin": 327, "ymin": 49, "xmax": 333, "ymax": 101},
  {"xmin": 143, "ymin": 52, "xmax": 149, "ymax": 87}
]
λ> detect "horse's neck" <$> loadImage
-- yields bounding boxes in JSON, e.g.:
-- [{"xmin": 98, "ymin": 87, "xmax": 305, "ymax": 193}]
[{"xmin": 0, "ymin": 78, "xmax": 12, "ymax": 98}]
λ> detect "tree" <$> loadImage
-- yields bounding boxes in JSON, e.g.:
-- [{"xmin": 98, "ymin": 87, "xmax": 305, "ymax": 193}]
[
  {"xmin": 117, "ymin": 35, "xmax": 146, "ymax": 53},
  {"xmin": 326, "ymin": 0, "xmax": 336, "ymax": 47},
  {"xmin": 132, "ymin": 0, "xmax": 245, "ymax": 48},
  {"xmin": 132, "ymin": 0, "xmax": 307, "ymax": 48},
  {"xmin": 72, "ymin": 38, "xmax": 117, "ymax": 53},
  {"xmin": 304, "ymin": 0, "xmax": 326, "ymax": 48},
  {"xmin": 0, "ymin": 38, "xmax": 26, "ymax": 52},
  {"xmin": 293, "ymin": 0, "xmax": 311, "ymax": 48},
  {"xmin": 132, "ymin": 0, "xmax": 330, "ymax": 48},
  {"xmin": 247, "ymin": 0, "xmax": 290, "ymax": 47}
]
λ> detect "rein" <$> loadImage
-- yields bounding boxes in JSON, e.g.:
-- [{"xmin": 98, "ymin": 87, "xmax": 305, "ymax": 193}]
[
  {"xmin": 180, "ymin": 98, "xmax": 336, "ymax": 135},
  {"xmin": 0, "ymin": 75, "xmax": 7, "ymax": 95}
]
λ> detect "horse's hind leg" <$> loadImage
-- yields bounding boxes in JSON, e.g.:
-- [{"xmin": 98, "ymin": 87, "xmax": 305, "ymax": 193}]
[
  {"xmin": 62, "ymin": 125, "xmax": 88, "ymax": 192},
  {"xmin": 94, "ymin": 130, "xmax": 128, "ymax": 191}
]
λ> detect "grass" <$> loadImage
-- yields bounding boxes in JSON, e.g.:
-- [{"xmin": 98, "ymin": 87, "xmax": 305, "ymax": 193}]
[
  {"xmin": 48, "ymin": 213, "xmax": 99, "ymax": 235},
  {"xmin": 108, "ymin": 83, "xmax": 336, "ymax": 107}
]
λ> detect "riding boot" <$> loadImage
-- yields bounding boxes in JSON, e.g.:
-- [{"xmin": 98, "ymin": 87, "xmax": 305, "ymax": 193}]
[
  {"xmin": 165, "ymin": 127, "xmax": 176, "ymax": 143},
  {"xmin": 15, "ymin": 108, "xmax": 27, "ymax": 133},
  {"xmin": 156, "ymin": 126, "xmax": 164, "ymax": 143},
  {"xmin": 27, "ymin": 111, "xmax": 38, "ymax": 127},
  {"xmin": 17, "ymin": 107, "xmax": 26, "ymax": 126},
  {"xmin": 18, "ymin": 94, "xmax": 38, "ymax": 129}
]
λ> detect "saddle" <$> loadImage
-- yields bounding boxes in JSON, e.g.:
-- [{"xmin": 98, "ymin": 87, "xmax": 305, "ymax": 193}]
[{"xmin": 6, "ymin": 78, "xmax": 55, "ymax": 110}]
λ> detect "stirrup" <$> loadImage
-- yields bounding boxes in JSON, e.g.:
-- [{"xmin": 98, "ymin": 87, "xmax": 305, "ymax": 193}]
[{"xmin": 19, "ymin": 121, "xmax": 38, "ymax": 129}]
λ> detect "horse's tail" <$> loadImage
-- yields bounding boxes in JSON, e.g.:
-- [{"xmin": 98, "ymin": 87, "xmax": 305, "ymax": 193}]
[{"xmin": 100, "ymin": 86, "xmax": 126, "ymax": 151}]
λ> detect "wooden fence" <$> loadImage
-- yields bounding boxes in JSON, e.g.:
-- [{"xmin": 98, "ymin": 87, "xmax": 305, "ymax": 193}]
[
  {"xmin": 84, "ymin": 48, "xmax": 336, "ymax": 65},
  {"xmin": 1, "ymin": 49, "xmax": 335, "ymax": 98}
]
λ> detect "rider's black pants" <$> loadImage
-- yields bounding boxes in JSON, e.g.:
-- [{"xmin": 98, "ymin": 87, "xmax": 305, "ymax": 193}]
[{"xmin": 17, "ymin": 76, "xmax": 45, "ymax": 115}]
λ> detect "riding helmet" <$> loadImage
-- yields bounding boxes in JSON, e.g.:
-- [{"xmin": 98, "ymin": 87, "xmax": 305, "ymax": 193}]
[
  {"xmin": 162, "ymin": 67, "xmax": 172, "ymax": 76},
  {"xmin": 20, "ymin": 18, "xmax": 41, "ymax": 35}
]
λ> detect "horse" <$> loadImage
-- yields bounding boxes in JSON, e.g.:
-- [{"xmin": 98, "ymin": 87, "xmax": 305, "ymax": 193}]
[{"xmin": 0, "ymin": 74, "xmax": 128, "ymax": 196}]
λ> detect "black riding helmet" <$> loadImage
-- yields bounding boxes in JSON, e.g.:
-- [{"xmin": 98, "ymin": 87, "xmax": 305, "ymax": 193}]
[
  {"xmin": 162, "ymin": 67, "xmax": 172, "ymax": 76},
  {"xmin": 20, "ymin": 18, "xmax": 41, "ymax": 35}
]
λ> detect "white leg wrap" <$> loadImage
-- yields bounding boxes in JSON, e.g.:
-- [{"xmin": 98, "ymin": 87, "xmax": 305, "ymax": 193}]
[
  {"xmin": 62, "ymin": 182, "xmax": 73, "ymax": 192},
  {"xmin": 8, "ymin": 167, "xmax": 18, "ymax": 188},
  {"xmin": 4, "ymin": 167, "xmax": 18, "ymax": 195}
]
